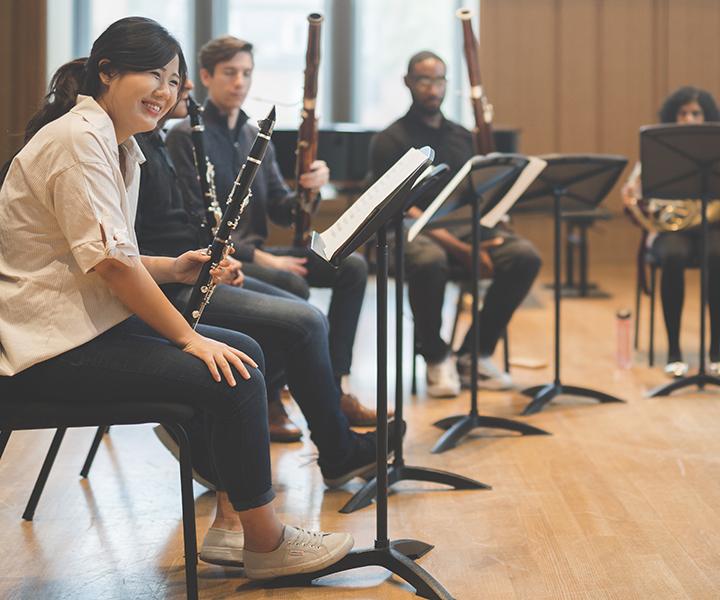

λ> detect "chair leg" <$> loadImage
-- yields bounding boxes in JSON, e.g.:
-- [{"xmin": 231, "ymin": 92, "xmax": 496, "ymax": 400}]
[
  {"xmin": 165, "ymin": 423, "xmax": 198, "ymax": 600},
  {"xmin": 411, "ymin": 328, "xmax": 418, "ymax": 395},
  {"xmin": 634, "ymin": 274, "xmax": 641, "ymax": 350},
  {"xmin": 23, "ymin": 428, "xmax": 67, "ymax": 521},
  {"xmin": 450, "ymin": 283, "xmax": 465, "ymax": 347},
  {"xmin": 0, "ymin": 430, "xmax": 12, "ymax": 459},
  {"xmin": 649, "ymin": 265, "xmax": 657, "ymax": 367},
  {"xmin": 80, "ymin": 425, "xmax": 109, "ymax": 478},
  {"xmin": 502, "ymin": 328, "xmax": 510, "ymax": 373}
]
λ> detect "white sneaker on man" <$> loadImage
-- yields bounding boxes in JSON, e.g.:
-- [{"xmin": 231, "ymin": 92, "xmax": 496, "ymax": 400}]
[
  {"xmin": 457, "ymin": 354, "xmax": 513, "ymax": 390},
  {"xmin": 425, "ymin": 356, "xmax": 461, "ymax": 398},
  {"xmin": 243, "ymin": 525, "xmax": 353, "ymax": 579}
]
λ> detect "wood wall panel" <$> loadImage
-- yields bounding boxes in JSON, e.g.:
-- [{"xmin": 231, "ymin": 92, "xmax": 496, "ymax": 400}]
[
  {"xmin": 0, "ymin": 0, "xmax": 46, "ymax": 165},
  {"xmin": 480, "ymin": 0, "xmax": 720, "ymax": 262}
]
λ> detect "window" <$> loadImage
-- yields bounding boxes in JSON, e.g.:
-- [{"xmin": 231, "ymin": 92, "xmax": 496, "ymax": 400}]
[
  {"xmin": 352, "ymin": 0, "xmax": 472, "ymax": 128},
  {"xmin": 225, "ymin": 0, "xmax": 331, "ymax": 128}
]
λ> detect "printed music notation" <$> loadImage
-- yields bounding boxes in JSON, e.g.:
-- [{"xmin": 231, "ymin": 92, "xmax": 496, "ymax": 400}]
[{"xmin": 313, "ymin": 147, "xmax": 432, "ymax": 261}]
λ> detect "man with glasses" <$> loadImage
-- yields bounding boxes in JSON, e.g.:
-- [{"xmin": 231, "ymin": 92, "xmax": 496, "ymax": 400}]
[{"xmin": 369, "ymin": 51, "xmax": 541, "ymax": 397}]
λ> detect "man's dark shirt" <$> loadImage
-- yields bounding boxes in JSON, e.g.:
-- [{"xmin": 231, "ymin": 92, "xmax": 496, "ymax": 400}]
[
  {"xmin": 165, "ymin": 100, "xmax": 296, "ymax": 262},
  {"xmin": 370, "ymin": 106, "xmax": 474, "ymax": 211},
  {"xmin": 135, "ymin": 130, "xmax": 206, "ymax": 257}
]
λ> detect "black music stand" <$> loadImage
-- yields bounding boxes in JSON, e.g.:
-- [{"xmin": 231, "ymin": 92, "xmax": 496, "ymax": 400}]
[
  {"xmin": 410, "ymin": 155, "xmax": 551, "ymax": 454},
  {"xmin": 641, "ymin": 124, "xmax": 720, "ymax": 396},
  {"xmin": 519, "ymin": 155, "xmax": 628, "ymax": 414},
  {"xmin": 339, "ymin": 165, "xmax": 490, "ymax": 516},
  {"xmin": 268, "ymin": 148, "xmax": 456, "ymax": 599}
]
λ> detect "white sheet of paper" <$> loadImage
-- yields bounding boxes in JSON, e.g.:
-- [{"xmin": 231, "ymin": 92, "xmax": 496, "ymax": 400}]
[
  {"xmin": 408, "ymin": 154, "xmax": 548, "ymax": 242},
  {"xmin": 316, "ymin": 147, "xmax": 431, "ymax": 260},
  {"xmin": 480, "ymin": 155, "xmax": 547, "ymax": 227},
  {"xmin": 407, "ymin": 157, "xmax": 475, "ymax": 242}
]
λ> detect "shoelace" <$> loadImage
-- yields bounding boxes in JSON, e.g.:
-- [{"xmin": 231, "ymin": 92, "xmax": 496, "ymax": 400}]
[{"xmin": 289, "ymin": 527, "xmax": 327, "ymax": 549}]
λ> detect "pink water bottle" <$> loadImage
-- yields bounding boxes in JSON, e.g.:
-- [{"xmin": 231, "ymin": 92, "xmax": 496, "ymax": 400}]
[{"xmin": 616, "ymin": 309, "xmax": 632, "ymax": 369}]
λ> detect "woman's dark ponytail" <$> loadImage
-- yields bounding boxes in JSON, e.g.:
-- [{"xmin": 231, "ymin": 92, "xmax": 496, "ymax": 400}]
[
  {"xmin": 24, "ymin": 58, "xmax": 87, "ymax": 142},
  {"xmin": 22, "ymin": 16, "xmax": 187, "ymax": 144}
]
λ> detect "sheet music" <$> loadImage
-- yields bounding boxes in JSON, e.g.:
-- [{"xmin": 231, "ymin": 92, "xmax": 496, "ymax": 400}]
[
  {"xmin": 315, "ymin": 147, "xmax": 431, "ymax": 260},
  {"xmin": 407, "ymin": 157, "xmax": 476, "ymax": 242},
  {"xmin": 481, "ymin": 156, "xmax": 547, "ymax": 227}
]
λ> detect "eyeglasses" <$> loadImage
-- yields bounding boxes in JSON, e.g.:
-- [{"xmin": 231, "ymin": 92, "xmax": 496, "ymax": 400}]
[{"xmin": 411, "ymin": 76, "xmax": 448, "ymax": 89}]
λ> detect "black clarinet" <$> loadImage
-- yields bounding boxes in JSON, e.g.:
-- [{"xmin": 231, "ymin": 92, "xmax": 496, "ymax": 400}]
[
  {"xmin": 187, "ymin": 94, "xmax": 222, "ymax": 239},
  {"xmin": 183, "ymin": 106, "xmax": 276, "ymax": 328}
]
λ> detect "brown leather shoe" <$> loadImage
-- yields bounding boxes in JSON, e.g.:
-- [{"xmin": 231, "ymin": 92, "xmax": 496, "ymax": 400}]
[
  {"xmin": 340, "ymin": 393, "xmax": 394, "ymax": 427},
  {"xmin": 268, "ymin": 398, "xmax": 303, "ymax": 443}
]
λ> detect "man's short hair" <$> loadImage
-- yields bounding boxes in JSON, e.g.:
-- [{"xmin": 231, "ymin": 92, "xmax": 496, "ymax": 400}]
[
  {"xmin": 199, "ymin": 35, "xmax": 254, "ymax": 74},
  {"xmin": 407, "ymin": 51, "xmax": 445, "ymax": 76}
]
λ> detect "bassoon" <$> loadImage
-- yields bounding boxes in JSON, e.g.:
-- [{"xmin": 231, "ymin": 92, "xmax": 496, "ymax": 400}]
[
  {"xmin": 183, "ymin": 106, "xmax": 276, "ymax": 328},
  {"xmin": 457, "ymin": 8, "xmax": 495, "ymax": 155},
  {"xmin": 293, "ymin": 13, "xmax": 323, "ymax": 247},
  {"xmin": 187, "ymin": 94, "xmax": 222, "ymax": 240}
]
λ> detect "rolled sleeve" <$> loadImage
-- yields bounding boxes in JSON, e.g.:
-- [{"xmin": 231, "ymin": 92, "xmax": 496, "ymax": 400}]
[{"xmin": 52, "ymin": 162, "xmax": 139, "ymax": 273}]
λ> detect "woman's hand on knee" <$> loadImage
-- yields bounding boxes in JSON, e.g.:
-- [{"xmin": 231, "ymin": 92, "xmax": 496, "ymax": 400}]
[{"xmin": 182, "ymin": 333, "xmax": 258, "ymax": 387}]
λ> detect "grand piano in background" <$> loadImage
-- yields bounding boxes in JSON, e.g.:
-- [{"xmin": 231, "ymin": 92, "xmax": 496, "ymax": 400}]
[{"xmin": 271, "ymin": 125, "xmax": 520, "ymax": 190}]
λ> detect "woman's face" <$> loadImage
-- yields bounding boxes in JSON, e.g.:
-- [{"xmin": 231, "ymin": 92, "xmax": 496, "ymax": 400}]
[
  {"xmin": 676, "ymin": 100, "xmax": 705, "ymax": 124},
  {"xmin": 98, "ymin": 55, "xmax": 181, "ymax": 142}
]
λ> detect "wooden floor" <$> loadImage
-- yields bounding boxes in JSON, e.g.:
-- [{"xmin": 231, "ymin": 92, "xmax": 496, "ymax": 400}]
[{"xmin": 2, "ymin": 262, "xmax": 720, "ymax": 599}]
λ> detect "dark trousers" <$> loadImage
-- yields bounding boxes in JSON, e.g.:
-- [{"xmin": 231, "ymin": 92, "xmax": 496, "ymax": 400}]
[
  {"xmin": 405, "ymin": 229, "xmax": 541, "ymax": 363},
  {"xmin": 165, "ymin": 277, "xmax": 354, "ymax": 469},
  {"xmin": 3, "ymin": 316, "xmax": 274, "ymax": 512},
  {"xmin": 242, "ymin": 248, "xmax": 368, "ymax": 377},
  {"xmin": 651, "ymin": 227, "xmax": 720, "ymax": 361}
]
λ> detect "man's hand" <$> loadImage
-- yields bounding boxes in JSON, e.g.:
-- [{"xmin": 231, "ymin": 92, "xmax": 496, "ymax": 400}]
[
  {"xmin": 456, "ymin": 237, "xmax": 504, "ymax": 278},
  {"xmin": 255, "ymin": 249, "xmax": 308, "ymax": 277},
  {"xmin": 299, "ymin": 159, "xmax": 329, "ymax": 197}
]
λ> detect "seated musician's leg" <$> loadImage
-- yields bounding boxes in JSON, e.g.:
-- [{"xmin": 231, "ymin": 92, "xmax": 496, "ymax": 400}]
[
  {"xmin": 167, "ymin": 282, "xmax": 391, "ymax": 490},
  {"xmin": 11, "ymin": 317, "xmax": 353, "ymax": 577},
  {"xmin": 405, "ymin": 233, "xmax": 460, "ymax": 397},
  {"xmin": 706, "ymin": 227, "xmax": 720, "ymax": 369},
  {"xmin": 456, "ymin": 232, "xmax": 541, "ymax": 390},
  {"xmin": 652, "ymin": 231, "xmax": 693, "ymax": 374}
]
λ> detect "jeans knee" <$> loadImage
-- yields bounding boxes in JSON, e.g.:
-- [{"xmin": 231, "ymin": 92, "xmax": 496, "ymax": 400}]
[
  {"xmin": 278, "ymin": 272, "xmax": 311, "ymax": 300},
  {"xmin": 294, "ymin": 302, "xmax": 329, "ymax": 340},
  {"xmin": 339, "ymin": 254, "xmax": 368, "ymax": 288}
]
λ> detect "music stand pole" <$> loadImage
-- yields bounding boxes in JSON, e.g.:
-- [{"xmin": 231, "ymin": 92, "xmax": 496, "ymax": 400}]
[
  {"xmin": 339, "ymin": 214, "xmax": 490, "ymax": 515},
  {"xmin": 269, "ymin": 224, "xmax": 456, "ymax": 599},
  {"xmin": 432, "ymin": 190, "xmax": 551, "ymax": 453},
  {"xmin": 521, "ymin": 161, "xmax": 626, "ymax": 414}
]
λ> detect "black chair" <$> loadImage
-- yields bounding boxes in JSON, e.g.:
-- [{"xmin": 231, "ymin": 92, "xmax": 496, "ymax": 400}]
[
  {"xmin": 634, "ymin": 248, "xmax": 699, "ymax": 367},
  {"xmin": 0, "ymin": 399, "xmax": 199, "ymax": 600}
]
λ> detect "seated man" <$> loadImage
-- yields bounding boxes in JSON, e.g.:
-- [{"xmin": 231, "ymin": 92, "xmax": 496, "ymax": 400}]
[
  {"xmin": 166, "ymin": 36, "xmax": 370, "ymax": 421},
  {"xmin": 369, "ymin": 51, "xmax": 541, "ymax": 397},
  {"xmin": 135, "ymin": 81, "xmax": 395, "ymax": 530}
]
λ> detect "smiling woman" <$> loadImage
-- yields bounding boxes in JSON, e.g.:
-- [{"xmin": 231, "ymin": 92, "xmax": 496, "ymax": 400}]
[{"xmin": 0, "ymin": 14, "xmax": 354, "ymax": 586}]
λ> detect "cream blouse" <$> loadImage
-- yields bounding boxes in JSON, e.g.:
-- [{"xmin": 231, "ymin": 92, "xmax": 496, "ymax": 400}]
[{"xmin": 0, "ymin": 95, "xmax": 145, "ymax": 375}]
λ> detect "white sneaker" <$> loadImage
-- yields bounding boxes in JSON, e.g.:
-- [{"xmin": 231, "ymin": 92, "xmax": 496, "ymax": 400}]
[
  {"xmin": 199, "ymin": 527, "xmax": 244, "ymax": 567},
  {"xmin": 664, "ymin": 361, "xmax": 688, "ymax": 378},
  {"xmin": 709, "ymin": 362, "xmax": 720, "ymax": 376},
  {"xmin": 457, "ymin": 354, "xmax": 513, "ymax": 390},
  {"xmin": 243, "ymin": 525, "xmax": 353, "ymax": 579},
  {"xmin": 153, "ymin": 425, "xmax": 216, "ymax": 491},
  {"xmin": 425, "ymin": 356, "xmax": 461, "ymax": 398}
]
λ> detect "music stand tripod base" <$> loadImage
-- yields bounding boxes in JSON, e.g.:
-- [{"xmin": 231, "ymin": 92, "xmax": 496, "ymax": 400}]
[
  {"xmin": 340, "ymin": 205, "xmax": 490, "ymax": 514},
  {"xmin": 647, "ymin": 373, "xmax": 720, "ymax": 397},
  {"xmin": 521, "ymin": 383, "xmax": 624, "ymax": 416},
  {"xmin": 266, "ymin": 542, "xmax": 455, "ymax": 599}
]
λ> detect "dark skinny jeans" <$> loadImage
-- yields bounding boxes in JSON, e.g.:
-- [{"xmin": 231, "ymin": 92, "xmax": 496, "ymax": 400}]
[
  {"xmin": 241, "ymin": 248, "xmax": 368, "ymax": 378},
  {"xmin": 2, "ymin": 316, "xmax": 274, "ymax": 512}
]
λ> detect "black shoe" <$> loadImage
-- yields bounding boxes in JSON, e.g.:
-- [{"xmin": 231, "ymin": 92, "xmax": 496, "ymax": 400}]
[{"xmin": 320, "ymin": 420, "xmax": 406, "ymax": 489}]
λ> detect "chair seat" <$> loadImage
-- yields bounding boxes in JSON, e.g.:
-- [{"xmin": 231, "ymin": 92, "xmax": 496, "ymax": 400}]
[{"xmin": 0, "ymin": 400, "xmax": 195, "ymax": 431}]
